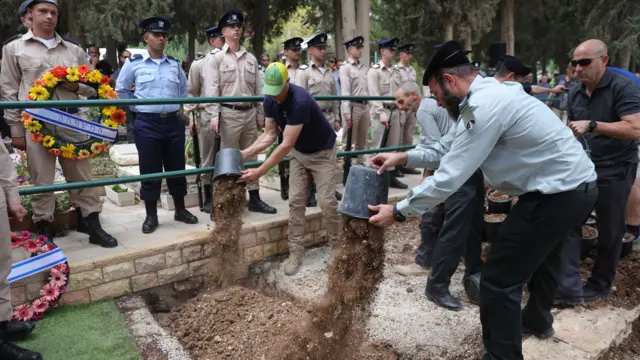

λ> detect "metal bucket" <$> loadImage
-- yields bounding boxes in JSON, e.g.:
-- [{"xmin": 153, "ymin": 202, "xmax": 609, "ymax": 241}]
[
  {"xmin": 213, "ymin": 148, "xmax": 244, "ymax": 180},
  {"xmin": 338, "ymin": 165, "xmax": 390, "ymax": 219}
]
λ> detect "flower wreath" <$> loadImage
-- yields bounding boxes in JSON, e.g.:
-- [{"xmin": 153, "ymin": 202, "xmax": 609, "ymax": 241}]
[
  {"xmin": 10, "ymin": 231, "xmax": 69, "ymax": 322},
  {"xmin": 21, "ymin": 65, "xmax": 126, "ymax": 160}
]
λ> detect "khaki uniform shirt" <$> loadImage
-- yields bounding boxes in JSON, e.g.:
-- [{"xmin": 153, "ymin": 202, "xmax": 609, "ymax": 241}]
[
  {"xmin": 286, "ymin": 60, "xmax": 300, "ymax": 86},
  {"xmin": 0, "ymin": 31, "xmax": 95, "ymax": 141},
  {"xmin": 203, "ymin": 43, "xmax": 264, "ymax": 123},
  {"xmin": 295, "ymin": 62, "xmax": 339, "ymax": 116},
  {"xmin": 0, "ymin": 143, "xmax": 19, "ymax": 205},
  {"xmin": 184, "ymin": 48, "xmax": 219, "ymax": 122},
  {"xmin": 367, "ymin": 60, "xmax": 397, "ymax": 122},
  {"xmin": 395, "ymin": 62, "xmax": 417, "ymax": 85},
  {"xmin": 339, "ymin": 57, "xmax": 369, "ymax": 116}
]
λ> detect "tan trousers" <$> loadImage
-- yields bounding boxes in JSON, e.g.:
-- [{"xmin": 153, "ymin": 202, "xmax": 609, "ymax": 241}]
[
  {"xmin": 26, "ymin": 135, "xmax": 101, "ymax": 222},
  {"xmin": 288, "ymin": 147, "xmax": 341, "ymax": 253},
  {"xmin": 371, "ymin": 108, "xmax": 401, "ymax": 170},
  {"xmin": 219, "ymin": 107, "xmax": 259, "ymax": 191},
  {"xmin": 341, "ymin": 103, "xmax": 369, "ymax": 164},
  {"xmin": 401, "ymin": 110, "xmax": 417, "ymax": 145},
  {"xmin": 0, "ymin": 191, "xmax": 12, "ymax": 322},
  {"xmin": 196, "ymin": 110, "xmax": 216, "ymax": 186}
]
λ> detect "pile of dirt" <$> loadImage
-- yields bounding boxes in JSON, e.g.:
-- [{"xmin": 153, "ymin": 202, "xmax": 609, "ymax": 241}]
[
  {"xmin": 210, "ymin": 178, "xmax": 246, "ymax": 286},
  {"xmin": 581, "ymin": 252, "xmax": 640, "ymax": 310},
  {"xmin": 485, "ymin": 213, "xmax": 506, "ymax": 222},
  {"xmin": 272, "ymin": 217, "xmax": 387, "ymax": 360},
  {"xmin": 488, "ymin": 191, "xmax": 511, "ymax": 201},
  {"xmin": 599, "ymin": 316, "xmax": 640, "ymax": 360}
]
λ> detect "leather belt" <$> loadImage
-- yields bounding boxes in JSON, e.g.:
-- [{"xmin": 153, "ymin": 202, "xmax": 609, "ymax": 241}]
[
  {"xmin": 383, "ymin": 104, "xmax": 396, "ymax": 110},
  {"xmin": 137, "ymin": 111, "xmax": 179, "ymax": 118},
  {"xmin": 351, "ymin": 100, "xmax": 367, "ymax": 104},
  {"xmin": 221, "ymin": 103, "xmax": 253, "ymax": 111},
  {"xmin": 574, "ymin": 181, "xmax": 597, "ymax": 192}
]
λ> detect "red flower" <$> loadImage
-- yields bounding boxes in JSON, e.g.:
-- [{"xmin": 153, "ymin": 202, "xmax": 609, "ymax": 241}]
[
  {"xmin": 40, "ymin": 284, "xmax": 60, "ymax": 302},
  {"xmin": 10, "ymin": 234, "xmax": 24, "ymax": 250},
  {"xmin": 14, "ymin": 305, "xmax": 33, "ymax": 321},
  {"xmin": 37, "ymin": 235, "xmax": 48, "ymax": 243},
  {"xmin": 78, "ymin": 65, "xmax": 90, "ymax": 75},
  {"xmin": 20, "ymin": 231, "xmax": 31, "ymax": 240},
  {"xmin": 32, "ymin": 299, "xmax": 49, "ymax": 313},
  {"xmin": 51, "ymin": 66, "xmax": 68, "ymax": 79},
  {"xmin": 49, "ymin": 271, "xmax": 67, "ymax": 288},
  {"xmin": 53, "ymin": 263, "xmax": 69, "ymax": 274},
  {"xmin": 110, "ymin": 109, "xmax": 127, "ymax": 125},
  {"xmin": 24, "ymin": 239, "xmax": 42, "ymax": 253},
  {"xmin": 30, "ymin": 312, "xmax": 43, "ymax": 321},
  {"xmin": 100, "ymin": 76, "xmax": 109, "ymax": 85}
]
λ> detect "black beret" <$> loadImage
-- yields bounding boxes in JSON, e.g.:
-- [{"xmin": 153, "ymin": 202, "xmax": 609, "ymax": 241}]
[
  {"xmin": 499, "ymin": 55, "xmax": 531, "ymax": 76},
  {"xmin": 423, "ymin": 40, "xmax": 471, "ymax": 85}
]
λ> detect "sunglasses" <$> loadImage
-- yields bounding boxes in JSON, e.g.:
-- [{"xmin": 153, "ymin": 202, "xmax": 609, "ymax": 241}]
[{"xmin": 570, "ymin": 56, "xmax": 602, "ymax": 67}]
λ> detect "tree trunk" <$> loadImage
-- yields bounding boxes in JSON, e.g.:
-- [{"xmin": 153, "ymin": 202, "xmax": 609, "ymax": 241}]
[
  {"xmin": 66, "ymin": 0, "xmax": 86, "ymax": 46},
  {"xmin": 443, "ymin": 22, "xmax": 453, "ymax": 41},
  {"xmin": 463, "ymin": 28, "xmax": 473, "ymax": 52},
  {"xmin": 616, "ymin": 45, "xmax": 631, "ymax": 70},
  {"xmin": 188, "ymin": 25, "xmax": 196, "ymax": 61},
  {"xmin": 341, "ymin": 0, "xmax": 356, "ymax": 55},
  {"xmin": 356, "ymin": 0, "xmax": 370, "ymax": 66},
  {"xmin": 333, "ymin": 0, "xmax": 345, "ymax": 60},
  {"xmin": 105, "ymin": 36, "xmax": 117, "ymax": 69},
  {"xmin": 501, "ymin": 0, "xmax": 514, "ymax": 55},
  {"xmin": 250, "ymin": 1, "xmax": 268, "ymax": 61}
]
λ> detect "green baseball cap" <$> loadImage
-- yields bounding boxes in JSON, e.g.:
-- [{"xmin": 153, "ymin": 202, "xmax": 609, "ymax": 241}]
[{"xmin": 263, "ymin": 62, "xmax": 288, "ymax": 96}]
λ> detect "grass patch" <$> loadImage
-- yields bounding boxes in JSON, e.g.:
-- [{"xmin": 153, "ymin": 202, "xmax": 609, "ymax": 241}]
[{"xmin": 16, "ymin": 300, "xmax": 140, "ymax": 360}]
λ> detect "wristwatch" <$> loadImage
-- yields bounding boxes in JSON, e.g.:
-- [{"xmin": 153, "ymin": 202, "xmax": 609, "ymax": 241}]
[
  {"xmin": 392, "ymin": 204, "xmax": 406, "ymax": 223},
  {"xmin": 588, "ymin": 120, "xmax": 597, "ymax": 132}
]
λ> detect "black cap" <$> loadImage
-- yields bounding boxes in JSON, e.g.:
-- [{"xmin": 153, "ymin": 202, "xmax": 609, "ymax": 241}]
[
  {"xmin": 398, "ymin": 43, "xmax": 414, "ymax": 53},
  {"xmin": 423, "ymin": 40, "xmax": 471, "ymax": 85},
  {"xmin": 306, "ymin": 33, "xmax": 328, "ymax": 48},
  {"xmin": 499, "ymin": 55, "xmax": 531, "ymax": 76},
  {"xmin": 138, "ymin": 16, "xmax": 171, "ymax": 34},
  {"xmin": 218, "ymin": 9, "xmax": 243, "ymax": 28},
  {"xmin": 204, "ymin": 26, "xmax": 223, "ymax": 38},
  {"xmin": 344, "ymin": 36, "xmax": 364, "ymax": 48},
  {"xmin": 283, "ymin": 37, "xmax": 304, "ymax": 50},
  {"xmin": 377, "ymin": 37, "xmax": 399, "ymax": 50}
]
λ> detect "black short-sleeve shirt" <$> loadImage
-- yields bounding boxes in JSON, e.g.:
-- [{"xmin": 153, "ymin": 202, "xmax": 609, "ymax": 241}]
[
  {"xmin": 264, "ymin": 84, "xmax": 336, "ymax": 154},
  {"xmin": 568, "ymin": 68, "xmax": 640, "ymax": 166},
  {"xmin": 96, "ymin": 60, "xmax": 114, "ymax": 77}
]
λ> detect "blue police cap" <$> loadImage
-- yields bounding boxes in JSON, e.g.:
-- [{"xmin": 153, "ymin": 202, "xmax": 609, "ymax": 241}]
[
  {"xmin": 18, "ymin": 0, "xmax": 30, "ymax": 17},
  {"xmin": 423, "ymin": 40, "xmax": 471, "ymax": 85},
  {"xmin": 205, "ymin": 26, "xmax": 223, "ymax": 38},
  {"xmin": 344, "ymin": 36, "xmax": 364, "ymax": 48},
  {"xmin": 283, "ymin": 37, "xmax": 304, "ymax": 50},
  {"xmin": 306, "ymin": 33, "xmax": 328, "ymax": 48},
  {"xmin": 398, "ymin": 43, "xmax": 414, "ymax": 53},
  {"xmin": 138, "ymin": 16, "xmax": 171, "ymax": 34},
  {"xmin": 377, "ymin": 37, "xmax": 399, "ymax": 50},
  {"xmin": 218, "ymin": 9, "xmax": 243, "ymax": 28}
]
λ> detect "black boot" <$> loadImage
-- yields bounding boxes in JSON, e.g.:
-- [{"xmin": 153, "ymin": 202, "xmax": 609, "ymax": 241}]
[
  {"xmin": 425, "ymin": 283, "xmax": 463, "ymax": 311},
  {"xmin": 389, "ymin": 173, "xmax": 408, "ymax": 189},
  {"xmin": 142, "ymin": 201, "xmax": 159, "ymax": 234},
  {"xmin": 75, "ymin": 208, "xmax": 89, "ymax": 234},
  {"xmin": 0, "ymin": 339, "xmax": 42, "ymax": 360},
  {"xmin": 248, "ymin": 190, "xmax": 277, "ymax": 214},
  {"xmin": 173, "ymin": 196, "xmax": 198, "ymax": 224},
  {"xmin": 401, "ymin": 166, "xmax": 422, "ymax": 175},
  {"xmin": 0, "ymin": 321, "xmax": 35, "ymax": 341},
  {"xmin": 393, "ymin": 168, "xmax": 405, "ymax": 178},
  {"xmin": 203, "ymin": 185, "xmax": 213, "ymax": 214},
  {"xmin": 35, "ymin": 220, "xmax": 55, "ymax": 242},
  {"xmin": 84, "ymin": 213, "xmax": 118, "ymax": 248},
  {"xmin": 307, "ymin": 184, "xmax": 317, "ymax": 208}
]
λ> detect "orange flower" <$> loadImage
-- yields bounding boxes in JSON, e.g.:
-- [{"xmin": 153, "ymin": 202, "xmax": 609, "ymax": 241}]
[
  {"xmin": 33, "ymin": 79, "xmax": 46, "ymax": 87},
  {"xmin": 51, "ymin": 66, "xmax": 68, "ymax": 79},
  {"xmin": 21, "ymin": 112, "xmax": 32, "ymax": 123},
  {"xmin": 78, "ymin": 65, "xmax": 90, "ymax": 75},
  {"xmin": 30, "ymin": 132, "xmax": 43, "ymax": 143},
  {"xmin": 100, "ymin": 76, "xmax": 109, "ymax": 85},
  {"xmin": 105, "ymin": 90, "xmax": 118, "ymax": 99},
  {"xmin": 25, "ymin": 94, "xmax": 33, "ymax": 100},
  {"xmin": 71, "ymin": 156, "xmax": 77, "ymax": 161},
  {"xmin": 48, "ymin": 149, "xmax": 61, "ymax": 157},
  {"xmin": 110, "ymin": 109, "xmax": 126, "ymax": 125},
  {"xmin": 88, "ymin": 153, "xmax": 97, "ymax": 159}
]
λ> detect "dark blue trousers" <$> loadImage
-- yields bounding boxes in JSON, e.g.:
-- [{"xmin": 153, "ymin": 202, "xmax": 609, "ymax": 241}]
[{"xmin": 134, "ymin": 112, "xmax": 187, "ymax": 202}]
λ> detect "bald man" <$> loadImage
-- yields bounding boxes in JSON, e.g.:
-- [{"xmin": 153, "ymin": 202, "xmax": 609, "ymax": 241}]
[{"xmin": 556, "ymin": 39, "xmax": 640, "ymax": 306}]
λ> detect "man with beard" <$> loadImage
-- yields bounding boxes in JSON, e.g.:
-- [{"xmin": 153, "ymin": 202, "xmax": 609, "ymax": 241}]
[{"xmin": 368, "ymin": 40, "xmax": 597, "ymax": 360}]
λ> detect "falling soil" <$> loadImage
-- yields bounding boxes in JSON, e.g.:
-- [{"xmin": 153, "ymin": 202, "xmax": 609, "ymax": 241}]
[
  {"xmin": 600, "ymin": 316, "xmax": 640, "ymax": 360},
  {"xmin": 582, "ymin": 225, "xmax": 597, "ymax": 238},
  {"xmin": 488, "ymin": 191, "xmax": 511, "ymax": 201},
  {"xmin": 210, "ymin": 177, "xmax": 246, "ymax": 287},
  {"xmin": 484, "ymin": 213, "xmax": 506, "ymax": 222}
]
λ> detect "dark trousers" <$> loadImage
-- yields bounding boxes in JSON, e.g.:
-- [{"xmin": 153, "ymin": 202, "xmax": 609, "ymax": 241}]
[
  {"xmin": 480, "ymin": 185, "xmax": 597, "ymax": 360},
  {"xmin": 417, "ymin": 203, "xmax": 444, "ymax": 268},
  {"xmin": 427, "ymin": 170, "xmax": 485, "ymax": 289},
  {"xmin": 134, "ymin": 112, "xmax": 187, "ymax": 202},
  {"xmin": 557, "ymin": 162, "xmax": 637, "ymax": 297},
  {"xmin": 126, "ymin": 109, "xmax": 136, "ymax": 143}
]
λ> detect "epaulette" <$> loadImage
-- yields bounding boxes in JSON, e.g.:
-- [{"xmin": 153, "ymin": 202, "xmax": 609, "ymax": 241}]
[
  {"xmin": 299, "ymin": 64, "xmax": 309, "ymax": 70},
  {"xmin": 130, "ymin": 54, "xmax": 143, "ymax": 61},
  {"xmin": 211, "ymin": 48, "xmax": 221, "ymax": 55},
  {"xmin": 167, "ymin": 55, "xmax": 180, "ymax": 63},
  {"xmin": 371, "ymin": 64, "xmax": 380, "ymax": 69},
  {"xmin": 62, "ymin": 36, "xmax": 82, "ymax": 47},
  {"xmin": 194, "ymin": 53, "xmax": 205, "ymax": 61},
  {"xmin": 2, "ymin": 34, "xmax": 21, "ymax": 46}
]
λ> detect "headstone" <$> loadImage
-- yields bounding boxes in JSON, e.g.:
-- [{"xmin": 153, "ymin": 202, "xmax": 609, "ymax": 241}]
[{"xmin": 109, "ymin": 144, "xmax": 139, "ymax": 166}]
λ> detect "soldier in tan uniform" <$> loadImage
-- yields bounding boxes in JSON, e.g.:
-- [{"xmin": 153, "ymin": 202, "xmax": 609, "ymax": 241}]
[
  {"xmin": 203, "ymin": 9, "xmax": 276, "ymax": 214},
  {"xmin": 184, "ymin": 25, "xmax": 224, "ymax": 214},
  {"xmin": 0, "ymin": 0, "xmax": 117, "ymax": 247},
  {"xmin": 283, "ymin": 37, "xmax": 303, "ymax": 85},
  {"xmin": 396, "ymin": 43, "xmax": 421, "ymax": 175},
  {"xmin": 368, "ymin": 38, "xmax": 407, "ymax": 189},
  {"xmin": 339, "ymin": 36, "xmax": 369, "ymax": 164}
]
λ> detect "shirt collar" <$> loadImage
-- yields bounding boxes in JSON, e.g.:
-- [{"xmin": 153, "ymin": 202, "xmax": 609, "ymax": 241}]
[
  {"xmin": 348, "ymin": 57, "xmax": 359, "ymax": 65},
  {"xmin": 595, "ymin": 68, "xmax": 614, "ymax": 89},
  {"xmin": 286, "ymin": 60, "xmax": 298, "ymax": 69},
  {"xmin": 222, "ymin": 43, "xmax": 247, "ymax": 58},
  {"xmin": 379, "ymin": 60, "xmax": 393, "ymax": 70},
  {"xmin": 24, "ymin": 30, "xmax": 65, "ymax": 47},
  {"xmin": 142, "ymin": 50, "xmax": 167, "ymax": 63}
]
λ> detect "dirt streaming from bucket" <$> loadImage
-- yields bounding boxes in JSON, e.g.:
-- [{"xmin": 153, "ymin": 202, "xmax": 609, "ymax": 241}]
[
  {"xmin": 210, "ymin": 177, "xmax": 246, "ymax": 287},
  {"xmin": 272, "ymin": 216, "xmax": 386, "ymax": 360}
]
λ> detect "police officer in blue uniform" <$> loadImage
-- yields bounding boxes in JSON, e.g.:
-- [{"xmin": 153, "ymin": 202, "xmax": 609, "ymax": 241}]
[{"xmin": 115, "ymin": 16, "xmax": 198, "ymax": 234}]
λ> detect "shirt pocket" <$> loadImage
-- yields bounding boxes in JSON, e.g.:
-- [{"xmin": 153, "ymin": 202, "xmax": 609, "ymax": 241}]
[
  {"xmin": 18, "ymin": 56, "xmax": 41, "ymax": 76},
  {"xmin": 244, "ymin": 60, "xmax": 256, "ymax": 87},
  {"xmin": 220, "ymin": 63, "xmax": 236, "ymax": 84},
  {"xmin": 380, "ymin": 77, "xmax": 391, "ymax": 95}
]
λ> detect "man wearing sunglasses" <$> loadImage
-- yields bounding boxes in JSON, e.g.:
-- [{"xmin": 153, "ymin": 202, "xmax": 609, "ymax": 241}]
[{"xmin": 555, "ymin": 39, "xmax": 640, "ymax": 306}]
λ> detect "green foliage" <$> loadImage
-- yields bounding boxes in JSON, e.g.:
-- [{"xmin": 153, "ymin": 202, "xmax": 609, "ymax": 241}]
[
  {"xmin": 54, "ymin": 192, "xmax": 71, "ymax": 213},
  {"xmin": 20, "ymin": 195, "xmax": 33, "ymax": 218},
  {"xmin": 111, "ymin": 184, "xmax": 128, "ymax": 193}
]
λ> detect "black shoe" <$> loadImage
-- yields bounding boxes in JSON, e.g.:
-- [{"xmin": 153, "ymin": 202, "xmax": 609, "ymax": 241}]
[
  {"xmin": 402, "ymin": 167, "xmax": 421, "ymax": 175},
  {"xmin": 463, "ymin": 274, "xmax": 481, "ymax": 305},
  {"xmin": 0, "ymin": 339, "xmax": 42, "ymax": 360},
  {"xmin": 75, "ymin": 208, "xmax": 90, "ymax": 234},
  {"xmin": 248, "ymin": 190, "xmax": 277, "ymax": 214},
  {"xmin": 523, "ymin": 326, "xmax": 555, "ymax": 339},
  {"xmin": 0, "ymin": 321, "xmax": 35, "ymax": 341},
  {"xmin": 35, "ymin": 220, "xmax": 55, "ymax": 242},
  {"xmin": 142, "ymin": 215, "xmax": 159, "ymax": 234},
  {"xmin": 582, "ymin": 284, "xmax": 608, "ymax": 303},
  {"xmin": 425, "ymin": 286, "xmax": 463, "ymax": 311},
  {"xmin": 335, "ymin": 191, "xmax": 343, "ymax": 201},
  {"xmin": 203, "ymin": 185, "xmax": 213, "ymax": 214},
  {"xmin": 84, "ymin": 213, "xmax": 118, "ymax": 248},
  {"xmin": 174, "ymin": 208, "xmax": 198, "ymax": 224},
  {"xmin": 553, "ymin": 295, "xmax": 584, "ymax": 307},
  {"xmin": 393, "ymin": 168, "xmax": 405, "ymax": 178},
  {"xmin": 389, "ymin": 175, "xmax": 408, "ymax": 189}
]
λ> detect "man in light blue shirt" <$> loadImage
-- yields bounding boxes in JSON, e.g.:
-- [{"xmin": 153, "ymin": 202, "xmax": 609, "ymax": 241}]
[
  {"xmin": 116, "ymin": 16, "xmax": 197, "ymax": 235},
  {"xmin": 369, "ymin": 40, "xmax": 597, "ymax": 360}
]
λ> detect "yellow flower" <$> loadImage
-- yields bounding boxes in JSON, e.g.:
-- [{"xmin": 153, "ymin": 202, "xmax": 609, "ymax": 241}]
[
  {"xmin": 24, "ymin": 120, "xmax": 42, "ymax": 133},
  {"xmin": 98, "ymin": 85, "xmax": 113, "ymax": 98},
  {"xmin": 42, "ymin": 72, "xmax": 59, "ymax": 88},
  {"xmin": 103, "ymin": 119, "xmax": 119, "ymax": 129},
  {"xmin": 66, "ymin": 67, "xmax": 80, "ymax": 82},
  {"xmin": 102, "ymin": 106, "xmax": 116, "ymax": 117},
  {"xmin": 42, "ymin": 135, "xmax": 55, "ymax": 148},
  {"xmin": 29, "ymin": 86, "xmax": 50, "ymax": 101},
  {"xmin": 86, "ymin": 70, "xmax": 103, "ymax": 84},
  {"xmin": 77, "ymin": 150, "xmax": 90, "ymax": 159},
  {"xmin": 60, "ymin": 144, "xmax": 76, "ymax": 159}
]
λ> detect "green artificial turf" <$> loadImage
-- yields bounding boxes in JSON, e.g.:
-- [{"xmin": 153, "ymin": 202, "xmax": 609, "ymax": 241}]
[{"xmin": 16, "ymin": 300, "xmax": 141, "ymax": 360}]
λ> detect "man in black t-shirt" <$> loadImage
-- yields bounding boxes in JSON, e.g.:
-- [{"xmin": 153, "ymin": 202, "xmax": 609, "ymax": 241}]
[
  {"xmin": 88, "ymin": 44, "xmax": 114, "ymax": 84},
  {"xmin": 239, "ymin": 62, "xmax": 340, "ymax": 276}
]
